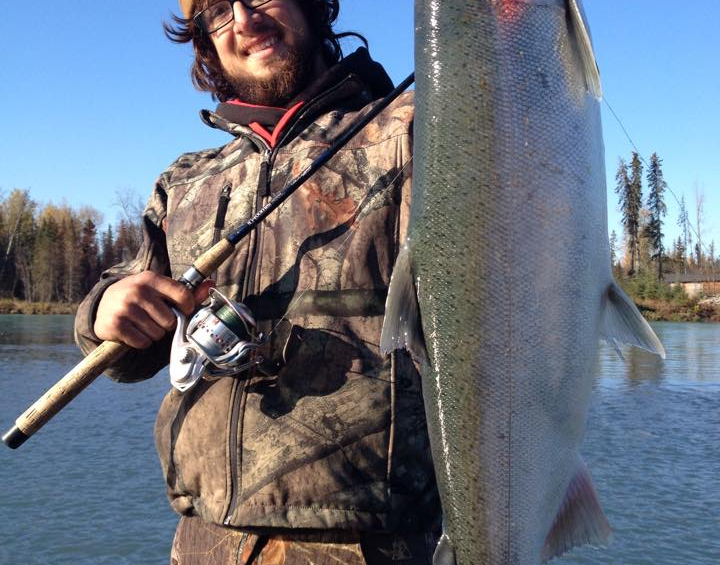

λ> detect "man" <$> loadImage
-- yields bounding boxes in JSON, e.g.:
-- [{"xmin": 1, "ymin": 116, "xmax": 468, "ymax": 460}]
[{"xmin": 75, "ymin": 1, "xmax": 439, "ymax": 563}]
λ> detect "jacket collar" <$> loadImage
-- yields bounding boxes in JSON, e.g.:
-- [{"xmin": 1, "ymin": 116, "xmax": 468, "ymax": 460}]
[{"xmin": 200, "ymin": 48, "xmax": 394, "ymax": 144}]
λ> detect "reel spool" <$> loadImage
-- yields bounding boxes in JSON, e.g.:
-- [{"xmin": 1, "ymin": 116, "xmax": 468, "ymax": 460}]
[{"xmin": 169, "ymin": 288, "xmax": 264, "ymax": 392}]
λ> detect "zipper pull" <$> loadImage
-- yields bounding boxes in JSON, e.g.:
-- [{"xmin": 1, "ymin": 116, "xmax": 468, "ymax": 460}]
[
  {"xmin": 209, "ymin": 183, "xmax": 233, "ymax": 281},
  {"xmin": 212, "ymin": 183, "xmax": 232, "ymax": 246},
  {"xmin": 259, "ymin": 151, "xmax": 272, "ymax": 197}
]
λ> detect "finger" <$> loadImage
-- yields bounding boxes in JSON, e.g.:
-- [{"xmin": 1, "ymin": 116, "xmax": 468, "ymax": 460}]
[
  {"xmin": 194, "ymin": 280, "xmax": 216, "ymax": 306},
  {"xmin": 116, "ymin": 322, "xmax": 154, "ymax": 350},
  {"xmin": 146, "ymin": 275, "xmax": 196, "ymax": 317},
  {"xmin": 121, "ymin": 303, "xmax": 169, "ymax": 345},
  {"xmin": 103, "ymin": 314, "xmax": 154, "ymax": 350},
  {"xmin": 136, "ymin": 294, "xmax": 180, "ymax": 333}
]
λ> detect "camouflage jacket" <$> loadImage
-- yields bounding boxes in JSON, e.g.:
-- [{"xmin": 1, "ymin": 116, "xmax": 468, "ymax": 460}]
[{"xmin": 75, "ymin": 49, "xmax": 439, "ymax": 532}]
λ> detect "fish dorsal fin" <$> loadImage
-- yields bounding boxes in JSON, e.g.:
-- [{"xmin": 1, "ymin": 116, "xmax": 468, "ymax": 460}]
[
  {"xmin": 567, "ymin": 0, "xmax": 602, "ymax": 98},
  {"xmin": 600, "ymin": 282, "xmax": 666, "ymax": 358},
  {"xmin": 542, "ymin": 457, "xmax": 612, "ymax": 562},
  {"xmin": 380, "ymin": 242, "xmax": 428, "ymax": 363}
]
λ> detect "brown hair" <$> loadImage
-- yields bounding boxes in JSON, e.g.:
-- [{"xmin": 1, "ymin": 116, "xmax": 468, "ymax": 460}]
[{"xmin": 164, "ymin": 0, "xmax": 368, "ymax": 102}]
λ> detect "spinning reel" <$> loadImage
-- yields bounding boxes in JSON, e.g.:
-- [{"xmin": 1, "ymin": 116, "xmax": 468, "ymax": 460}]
[{"xmin": 169, "ymin": 288, "xmax": 264, "ymax": 392}]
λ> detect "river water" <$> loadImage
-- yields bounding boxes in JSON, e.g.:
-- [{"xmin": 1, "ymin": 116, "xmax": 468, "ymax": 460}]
[{"xmin": 0, "ymin": 316, "xmax": 718, "ymax": 565}]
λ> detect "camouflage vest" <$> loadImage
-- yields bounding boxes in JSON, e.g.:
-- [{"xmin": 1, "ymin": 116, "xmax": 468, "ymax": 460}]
[{"xmin": 75, "ymin": 57, "xmax": 439, "ymax": 532}]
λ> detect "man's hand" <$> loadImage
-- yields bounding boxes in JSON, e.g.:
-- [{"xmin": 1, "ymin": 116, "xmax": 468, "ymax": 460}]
[{"xmin": 94, "ymin": 271, "xmax": 214, "ymax": 349}]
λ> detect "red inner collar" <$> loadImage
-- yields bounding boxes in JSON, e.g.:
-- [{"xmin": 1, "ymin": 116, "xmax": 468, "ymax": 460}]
[{"xmin": 226, "ymin": 100, "xmax": 305, "ymax": 148}]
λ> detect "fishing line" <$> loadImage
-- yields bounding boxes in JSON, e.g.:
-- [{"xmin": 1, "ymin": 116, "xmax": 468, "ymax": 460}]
[
  {"xmin": 263, "ymin": 157, "xmax": 415, "ymax": 342},
  {"xmin": 2, "ymin": 74, "xmax": 416, "ymax": 449},
  {"xmin": 602, "ymin": 96, "xmax": 714, "ymax": 262}
]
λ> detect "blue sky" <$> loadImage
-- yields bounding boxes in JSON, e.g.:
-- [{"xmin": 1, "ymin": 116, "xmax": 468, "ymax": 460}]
[{"xmin": 1, "ymin": 1, "xmax": 717, "ymax": 254}]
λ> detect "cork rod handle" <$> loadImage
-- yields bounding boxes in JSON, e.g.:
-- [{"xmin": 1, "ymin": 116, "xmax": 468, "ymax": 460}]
[
  {"xmin": 3, "ymin": 340, "xmax": 128, "ymax": 448},
  {"xmin": 2, "ymin": 238, "xmax": 237, "ymax": 449}
]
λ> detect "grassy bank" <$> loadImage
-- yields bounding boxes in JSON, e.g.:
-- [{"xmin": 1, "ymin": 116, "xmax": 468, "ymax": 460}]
[
  {"xmin": 635, "ymin": 296, "xmax": 720, "ymax": 323},
  {"xmin": 0, "ymin": 299, "xmax": 78, "ymax": 315},
  {"xmin": 618, "ymin": 272, "xmax": 720, "ymax": 323},
  {"xmin": 0, "ymin": 294, "xmax": 716, "ymax": 322}
]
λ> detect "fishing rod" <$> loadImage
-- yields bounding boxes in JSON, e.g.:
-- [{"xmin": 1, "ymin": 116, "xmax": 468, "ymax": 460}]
[{"xmin": 2, "ymin": 72, "xmax": 415, "ymax": 450}]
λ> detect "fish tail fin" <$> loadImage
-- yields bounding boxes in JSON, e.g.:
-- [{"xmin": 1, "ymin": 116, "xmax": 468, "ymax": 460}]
[
  {"xmin": 600, "ymin": 282, "xmax": 666, "ymax": 359},
  {"xmin": 380, "ymin": 242, "xmax": 428, "ymax": 363},
  {"xmin": 433, "ymin": 531, "xmax": 457, "ymax": 565},
  {"xmin": 567, "ymin": 0, "xmax": 602, "ymax": 98},
  {"xmin": 542, "ymin": 457, "xmax": 612, "ymax": 561}
]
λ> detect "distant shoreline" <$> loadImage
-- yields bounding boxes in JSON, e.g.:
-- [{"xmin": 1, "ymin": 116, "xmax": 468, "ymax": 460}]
[
  {"xmin": 635, "ymin": 297, "xmax": 720, "ymax": 323},
  {"xmin": 1, "ymin": 297, "xmax": 718, "ymax": 323},
  {"xmin": 0, "ymin": 300, "xmax": 78, "ymax": 315}
]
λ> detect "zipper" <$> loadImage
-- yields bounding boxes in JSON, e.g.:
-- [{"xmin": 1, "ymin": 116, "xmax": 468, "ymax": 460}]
[
  {"xmin": 224, "ymin": 377, "xmax": 244, "ymax": 525},
  {"xmin": 258, "ymin": 151, "xmax": 272, "ymax": 197},
  {"xmin": 243, "ymin": 149, "xmax": 273, "ymax": 296},
  {"xmin": 274, "ymin": 75, "xmax": 358, "ymax": 148},
  {"xmin": 221, "ymin": 79, "xmax": 358, "ymax": 522},
  {"xmin": 211, "ymin": 184, "xmax": 232, "ymax": 281},
  {"xmin": 223, "ymin": 147, "xmax": 273, "ymax": 526},
  {"xmin": 212, "ymin": 183, "xmax": 232, "ymax": 246}
]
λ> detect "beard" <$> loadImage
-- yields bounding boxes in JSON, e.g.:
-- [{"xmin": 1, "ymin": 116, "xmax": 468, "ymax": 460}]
[{"xmin": 222, "ymin": 36, "xmax": 320, "ymax": 107}]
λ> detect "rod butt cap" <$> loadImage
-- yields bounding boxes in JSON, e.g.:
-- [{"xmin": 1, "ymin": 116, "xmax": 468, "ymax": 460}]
[{"xmin": 2, "ymin": 425, "xmax": 30, "ymax": 449}]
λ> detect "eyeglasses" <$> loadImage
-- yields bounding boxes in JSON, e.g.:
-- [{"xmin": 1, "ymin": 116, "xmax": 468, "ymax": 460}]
[{"xmin": 194, "ymin": 0, "xmax": 273, "ymax": 34}]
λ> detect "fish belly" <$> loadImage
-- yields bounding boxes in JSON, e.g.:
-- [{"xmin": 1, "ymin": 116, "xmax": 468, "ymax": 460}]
[{"xmin": 412, "ymin": 1, "xmax": 607, "ymax": 563}]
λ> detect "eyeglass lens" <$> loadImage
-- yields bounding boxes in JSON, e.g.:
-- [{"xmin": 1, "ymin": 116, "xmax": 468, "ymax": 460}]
[{"xmin": 198, "ymin": 0, "xmax": 272, "ymax": 33}]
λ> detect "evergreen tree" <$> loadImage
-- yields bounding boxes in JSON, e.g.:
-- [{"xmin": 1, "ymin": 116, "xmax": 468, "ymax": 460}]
[
  {"xmin": 609, "ymin": 230, "xmax": 618, "ymax": 268},
  {"xmin": 644, "ymin": 153, "xmax": 667, "ymax": 280},
  {"xmin": 114, "ymin": 219, "xmax": 141, "ymax": 263},
  {"xmin": 672, "ymin": 235, "xmax": 686, "ymax": 273},
  {"xmin": 32, "ymin": 215, "xmax": 62, "ymax": 302},
  {"xmin": 677, "ymin": 196, "xmax": 691, "ymax": 273},
  {"xmin": 694, "ymin": 187, "xmax": 705, "ymax": 268},
  {"xmin": 627, "ymin": 152, "xmax": 644, "ymax": 274},
  {"xmin": 614, "ymin": 159, "xmax": 631, "ymax": 271},
  {"xmin": 694, "ymin": 242, "xmax": 703, "ymax": 269},
  {"xmin": 615, "ymin": 156, "xmax": 643, "ymax": 275},
  {"xmin": 100, "ymin": 224, "xmax": 116, "ymax": 271},
  {"xmin": 78, "ymin": 219, "xmax": 100, "ymax": 296}
]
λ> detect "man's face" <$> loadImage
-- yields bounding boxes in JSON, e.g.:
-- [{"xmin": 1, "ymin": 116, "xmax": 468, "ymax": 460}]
[{"xmin": 209, "ymin": 0, "xmax": 325, "ymax": 105}]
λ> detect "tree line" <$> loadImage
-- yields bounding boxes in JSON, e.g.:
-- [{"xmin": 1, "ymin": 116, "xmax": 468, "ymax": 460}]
[
  {"xmin": 612, "ymin": 151, "xmax": 717, "ymax": 285},
  {"xmin": 0, "ymin": 189, "xmax": 142, "ymax": 304}
]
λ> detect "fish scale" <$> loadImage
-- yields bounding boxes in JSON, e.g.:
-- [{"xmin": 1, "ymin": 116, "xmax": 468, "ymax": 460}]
[{"xmin": 382, "ymin": 1, "xmax": 664, "ymax": 564}]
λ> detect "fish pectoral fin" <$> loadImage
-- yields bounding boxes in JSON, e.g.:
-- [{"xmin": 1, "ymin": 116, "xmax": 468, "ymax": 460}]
[
  {"xmin": 600, "ymin": 282, "xmax": 666, "ymax": 358},
  {"xmin": 432, "ymin": 532, "xmax": 457, "ymax": 565},
  {"xmin": 380, "ymin": 243, "xmax": 428, "ymax": 363},
  {"xmin": 566, "ymin": 0, "xmax": 602, "ymax": 98},
  {"xmin": 542, "ymin": 457, "xmax": 612, "ymax": 562}
]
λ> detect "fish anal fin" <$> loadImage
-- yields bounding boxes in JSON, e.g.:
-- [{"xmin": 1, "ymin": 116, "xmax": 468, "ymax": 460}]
[
  {"xmin": 542, "ymin": 458, "xmax": 612, "ymax": 562},
  {"xmin": 601, "ymin": 282, "xmax": 666, "ymax": 359},
  {"xmin": 380, "ymin": 242, "xmax": 428, "ymax": 363},
  {"xmin": 432, "ymin": 532, "xmax": 457, "ymax": 565}
]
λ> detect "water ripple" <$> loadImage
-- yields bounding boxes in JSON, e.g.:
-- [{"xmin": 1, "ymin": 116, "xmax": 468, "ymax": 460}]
[{"xmin": 1, "ymin": 318, "xmax": 718, "ymax": 564}]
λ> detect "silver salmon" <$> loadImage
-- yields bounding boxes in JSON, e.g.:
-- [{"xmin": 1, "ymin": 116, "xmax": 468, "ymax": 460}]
[{"xmin": 381, "ymin": 1, "xmax": 665, "ymax": 564}]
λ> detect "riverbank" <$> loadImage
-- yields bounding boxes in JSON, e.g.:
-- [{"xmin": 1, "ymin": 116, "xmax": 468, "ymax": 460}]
[
  {"xmin": 0, "ymin": 299, "xmax": 78, "ymax": 315},
  {"xmin": 635, "ymin": 296, "xmax": 720, "ymax": 323},
  {"xmin": 0, "ymin": 297, "xmax": 717, "ymax": 322}
]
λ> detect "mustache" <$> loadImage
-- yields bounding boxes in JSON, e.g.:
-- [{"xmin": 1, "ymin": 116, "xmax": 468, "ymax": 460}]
[{"xmin": 237, "ymin": 24, "xmax": 279, "ymax": 51}]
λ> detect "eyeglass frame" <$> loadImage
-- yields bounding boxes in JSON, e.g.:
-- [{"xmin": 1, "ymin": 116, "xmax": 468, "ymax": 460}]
[{"xmin": 194, "ymin": 0, "xmax": 274, "ymax": 34}]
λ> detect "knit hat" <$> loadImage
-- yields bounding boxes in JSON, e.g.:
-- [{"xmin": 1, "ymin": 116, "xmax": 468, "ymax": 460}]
[{"xmin": 179, "ymin": 0, "xmax": 195, "ymax": 19}]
